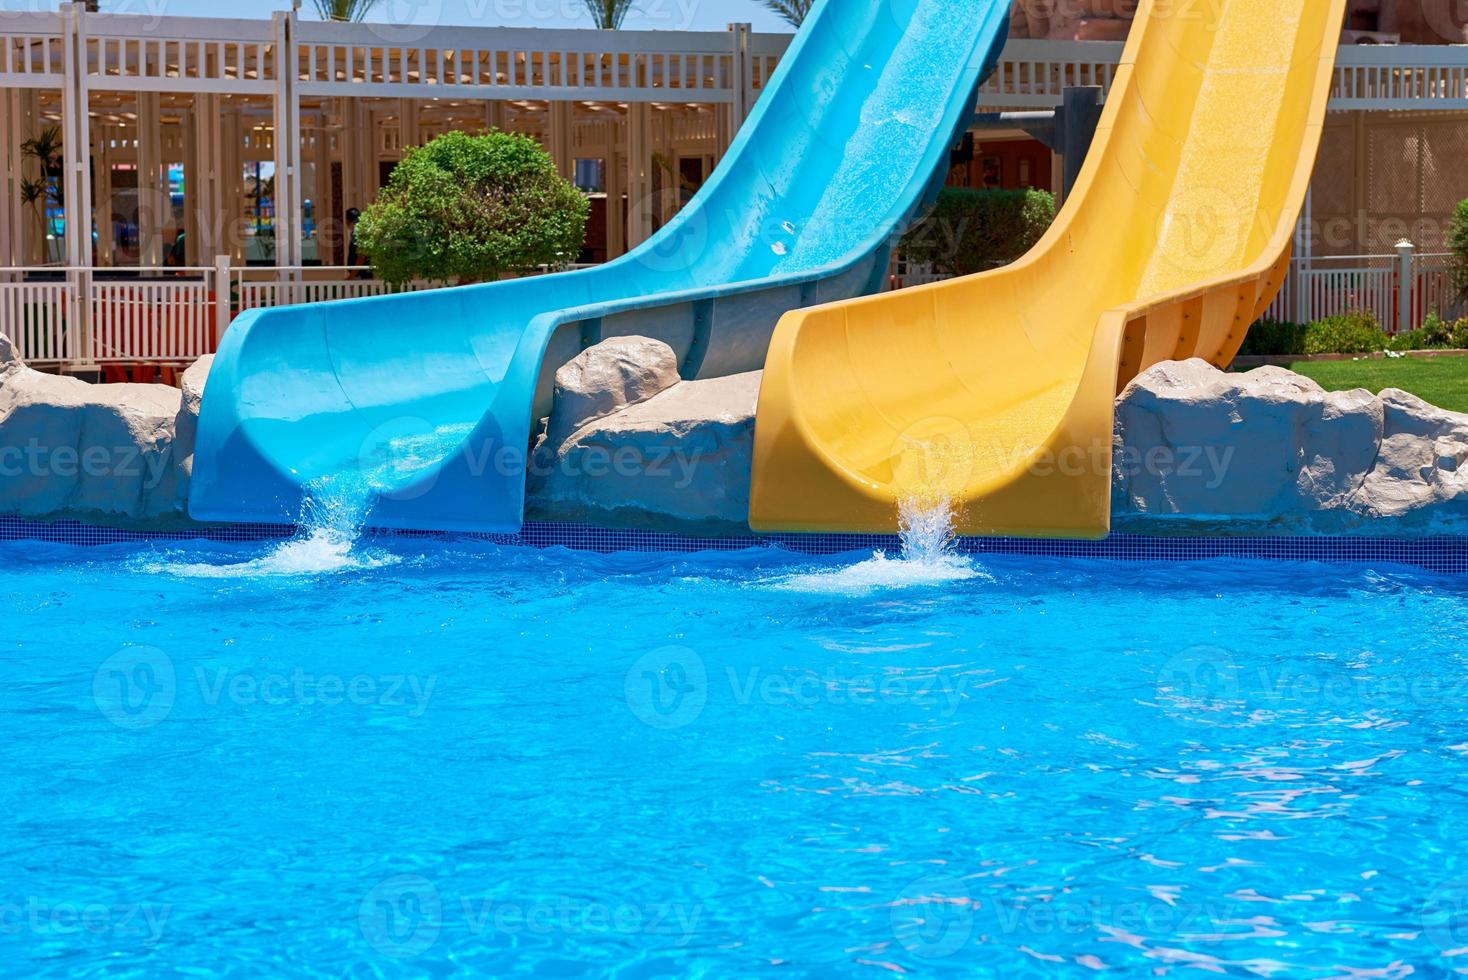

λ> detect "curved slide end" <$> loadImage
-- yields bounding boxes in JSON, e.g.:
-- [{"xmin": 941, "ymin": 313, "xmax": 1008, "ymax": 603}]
[
  {"xmin": 748, "ymin": 302, "xmax": 1124, "ymax": 540},
  {"xmin": 188, "ymin": 291, "xmax": 540, "ymax": 533}
]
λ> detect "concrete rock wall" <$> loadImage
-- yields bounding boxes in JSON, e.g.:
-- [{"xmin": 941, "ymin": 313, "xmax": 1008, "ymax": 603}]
[
  {"xmin": 3, "ymin": 333, "xmax": 1466, "ymax": 538},
  {"xmin": 0, "ymin": 335, "xmax": 203, "ymax": 527},
  {"xmin": 1113, "ymin": 359, "xmax": 1468, "ymax": 534}
]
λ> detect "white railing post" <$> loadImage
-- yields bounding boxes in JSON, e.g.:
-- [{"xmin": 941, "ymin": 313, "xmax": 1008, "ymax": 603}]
[
  {"xmin": 214, "ymin": 254, "xmax": 232, "ymax": 343},
  {"xmin": 1395, "ymin": 239, "xmax": 1415, "ymax": 334},
  {"xmin": 64, "ymin": 265, "xmax": 91, "ymax": 372},
  {"xmin": 272, "ymin": 9, "xmax": 302, "ymax": 273}
]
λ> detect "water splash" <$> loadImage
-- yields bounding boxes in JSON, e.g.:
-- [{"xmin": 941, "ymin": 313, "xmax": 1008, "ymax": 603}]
[
  {"xmin": 151, "ymin": 422, "xmax": 479, "ymax": 578},
  {"xmin": 766, "ymin": 494, "xmax": 982, "ymax": 595},
  {"xmin": 150, "ymin": 474, "xmax": 397, "ymax": 578},
  {"xmin": 896, "ymin": 492, "xmax": 959, "ymax": 564}
]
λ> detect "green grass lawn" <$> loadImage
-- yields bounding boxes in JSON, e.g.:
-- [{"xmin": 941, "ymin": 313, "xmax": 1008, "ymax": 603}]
[{"xmin": 1281, "ymin": 357, "xmax": 1468, "ymax": 414}]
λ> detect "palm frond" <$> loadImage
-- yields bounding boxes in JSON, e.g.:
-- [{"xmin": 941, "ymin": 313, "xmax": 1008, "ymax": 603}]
[
  {"xmin": 312, "ymin": 0, "xmax": 384, "ymax": 22},
  {"xmin": 580, "ymin": 0, "xmax": 637, "ymax": 29},
  {"xmin": 758, "ymin": 0, "xmax": 813, "ymax": 28}
]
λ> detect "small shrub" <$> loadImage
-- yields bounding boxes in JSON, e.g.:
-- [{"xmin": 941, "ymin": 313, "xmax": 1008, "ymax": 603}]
[
  {"xmin": 1450, "ymin": 199, "xmax": 1468, "ymax": 292},
  {"xmin": 1421, "ymin": 312, "xmax": 1452, "ymax": 347},
  {"xmin": 357, "ymin": 130, "xmax": 589, "ymax": 286},
  {"xmin": 1451, "ymin": 318, "xmax": 1468, "ymax": 350},
  {"xmin": 1304, "ymin": 311, "xmax": 1388, "ymax": 355},
  {"xmin": 900, "ymin": 187, "xmax": 1056, "ymax": 275},
  {"xmin": 1237, "ymin": 319, "xmax": 1308, "ymax": 356},
  {"xmin": 1387, "ymin": 326, "xmax": 1430, "ymax": 352}
]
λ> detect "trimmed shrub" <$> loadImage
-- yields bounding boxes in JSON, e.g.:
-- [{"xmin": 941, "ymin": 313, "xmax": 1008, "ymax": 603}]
[
  {"xmin": 1452, "ymin": 318, "xmax": 1468, "ymax": 350},
  {"xmin": 357, "ymin": 130, "xmax": 589, "ymax": 286},
  {"xmin": 1237, "ymin": 319, "xmax": 1308, "ymax": 356},
  {"xmin": 1304, "ymin": 311, "xmax": 1388, "ymax": 355},
  {"xmin": 900, "ymin": 187, "xmax": 1056, "ymax": 275}
]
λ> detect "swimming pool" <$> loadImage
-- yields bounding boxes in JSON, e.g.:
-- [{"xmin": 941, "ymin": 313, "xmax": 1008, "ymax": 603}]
[{"xmin": 4, "ymin": 531, "xmax": 1468, "ymax": 976}]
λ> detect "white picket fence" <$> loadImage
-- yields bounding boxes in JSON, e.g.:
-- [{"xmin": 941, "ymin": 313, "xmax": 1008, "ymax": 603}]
[
  {"xmin": 0, "ymin": 261, "xmax": 598, "ymax": 370},
  {"xmin": 2, "ymin": 248, "xmax": 1463, "ymax": 372},
  {"xmin": 1261, "ymin": 249, "xmax": 1465, "ymax": 330}
]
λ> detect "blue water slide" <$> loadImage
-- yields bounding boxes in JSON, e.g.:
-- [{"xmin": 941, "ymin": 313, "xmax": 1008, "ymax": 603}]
[{"xmin": 190, "ymin": 0, "xmax": 1011, "ymax": 532}]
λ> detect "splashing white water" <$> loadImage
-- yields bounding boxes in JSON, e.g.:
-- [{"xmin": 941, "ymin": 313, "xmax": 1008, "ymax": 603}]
[
  {"xmin": 768, "ymin": 495, "xmax": 983, "ymax": 594},
  {"xmin": 150, "ymin": 473, "xmax": 398, "ymax": 578},
  {"xmin": 151, "ymin": 421, "xmax": 481, "ymax": 578}
]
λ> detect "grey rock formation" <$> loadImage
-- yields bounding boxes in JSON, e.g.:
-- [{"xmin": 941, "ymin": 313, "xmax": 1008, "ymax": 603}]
[
  {"xmin": 1113, "ymin": 358, "xmax": 1468, "ymax": 534},
  {"xmin": 528, "ymin": 338, "xmax": 757, "ymax": 533},
  {"xmin": 541, "ymin": 335, "xmax": 681, "ymax": 450},
  {"xmin": 0, "ymin": 335, "xmax": 195, "ymax": 525}
]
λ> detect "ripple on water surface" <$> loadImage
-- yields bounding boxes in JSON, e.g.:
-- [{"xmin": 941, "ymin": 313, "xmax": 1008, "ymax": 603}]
[{"xmin": 2, "ymin": 508, "xmax": 1467, "ymax": 977}]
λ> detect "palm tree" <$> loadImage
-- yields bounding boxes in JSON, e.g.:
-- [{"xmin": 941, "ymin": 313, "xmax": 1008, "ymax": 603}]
[
  {"xmin": 19, "ymin": 126, "xmax": 63, "ymax": 262},
  {"xmin": 759, "ymin": 0, "xmax": 813, "ymax": 28},
  {"xmin": 581, "ymin": 0, "xmax": 637, "ymax": 29},
  {"xmin": 312, "ymin": 0, "xmax": 384, "ymax": 22}
]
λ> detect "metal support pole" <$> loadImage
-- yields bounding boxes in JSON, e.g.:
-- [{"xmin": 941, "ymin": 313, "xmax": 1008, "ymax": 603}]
[
  {"xmin": 1395, "ymin": 238, "xmax": 1415, "ymax": 334},
  {"xmin": 969, "ymin": 87, "xmax": 1101, "ymax": 201},
  {"xmin": 1056, "ymin": 86, "xmax": 1102, "ymax": 201}
]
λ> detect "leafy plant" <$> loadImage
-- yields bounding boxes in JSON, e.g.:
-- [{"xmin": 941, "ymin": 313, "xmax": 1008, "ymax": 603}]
[
  {"xmin": 758, "ymin": 0, "xmax": 814, "ymax": 27},
  {"xmin": 1237, "ymin": 319, "xmax": 1308, "ymax": 357},
  {"xmin": 1304, "ymin": 311, "xmax": 1388, "ymax": 355},
  {"xmin": 581, "ymin": 0, "xmax": 637, "ymax": 28},
  {"xmin": 312, "ymin": 0, "xmax": 383, "ymax": 21},
  {"xmin": 19, "ymin": 126, "xmax": 63, "ymax": 263},
  {"xmin": 1450, "ymin": 198, "xmax": 1468, "ymax": 295},
  {"xmin": 1452, "ymin": 318, "xmax": 1468, "ymax": 350},
  {"xmin": 357, "ymin": 130, "xmax": 589, "ymax": 286},
  {"xmin": 899, "ymin": 187, "xmax": 1055, "ymax": 276},
  {"xmin": 1421, "ymin": 312, "xmax": 1451, "ymax": 348}
]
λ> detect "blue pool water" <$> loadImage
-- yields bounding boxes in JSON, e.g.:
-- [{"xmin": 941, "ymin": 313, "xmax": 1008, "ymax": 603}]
[{"xmin": 4, "ymin": 530, "xmax": 1468, "ymax": 977}]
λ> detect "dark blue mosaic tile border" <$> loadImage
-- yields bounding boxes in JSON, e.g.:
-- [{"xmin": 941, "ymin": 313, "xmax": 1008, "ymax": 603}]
[{"xmin": 1, "ymin": 515, "xmax": 1465, "ymax": 574}]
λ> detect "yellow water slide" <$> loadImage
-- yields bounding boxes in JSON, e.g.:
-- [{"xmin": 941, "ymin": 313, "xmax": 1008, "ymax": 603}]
[{"xmin": 749, "ymin": 0, "xmax": 1348, "ymax": 537}]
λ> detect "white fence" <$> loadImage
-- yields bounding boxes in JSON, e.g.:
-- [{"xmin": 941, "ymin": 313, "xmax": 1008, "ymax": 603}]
[
  {"xmin": 0, "ymin": 261, "xmax": 600, "ymax": 371},
  {"xmin": 234, "ymin": 267, "xmax": 440, "ymax": 311},
  {"xmin": 1262, "ymin": 247, "xmax": 1466, "ymax": 330},
  {"xmin": 0, "ymin": 246, "xmax": 1462, "ymax": 372},
  {"xmin": 887, "ymin": 245, "xmax": 1467, "ymax": 335}
]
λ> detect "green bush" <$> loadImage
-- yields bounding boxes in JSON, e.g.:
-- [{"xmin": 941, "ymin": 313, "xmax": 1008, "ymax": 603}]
[
  {"xmin": 1450, "ymin": 199, "xmax": 1468, "ymax": 291},
  {"xmin": 357, "ymin": 130, "xmax": 589, "ymax": 286},
  {"xmin": 1385, "ymin": 314, "xmax": 1468, "ymax": 351},
  {"xmin": 1422, "ymin": 312, "xmax": 1452, "ymax": 347},
  {"xmin": 1387, "ymin": 326, "xmax": 1431, "ymax": 352},
  {"xmin": 900, "ymin": 187, "xmax": 1056, "ymax": 276},
  {"xmin": 1237, "ymin": 319, "xmax": 1308, "ymax": 356},
  {"xmin": 1304, "ymin": 311, "xmax": 1388, "ymax": 355}
]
